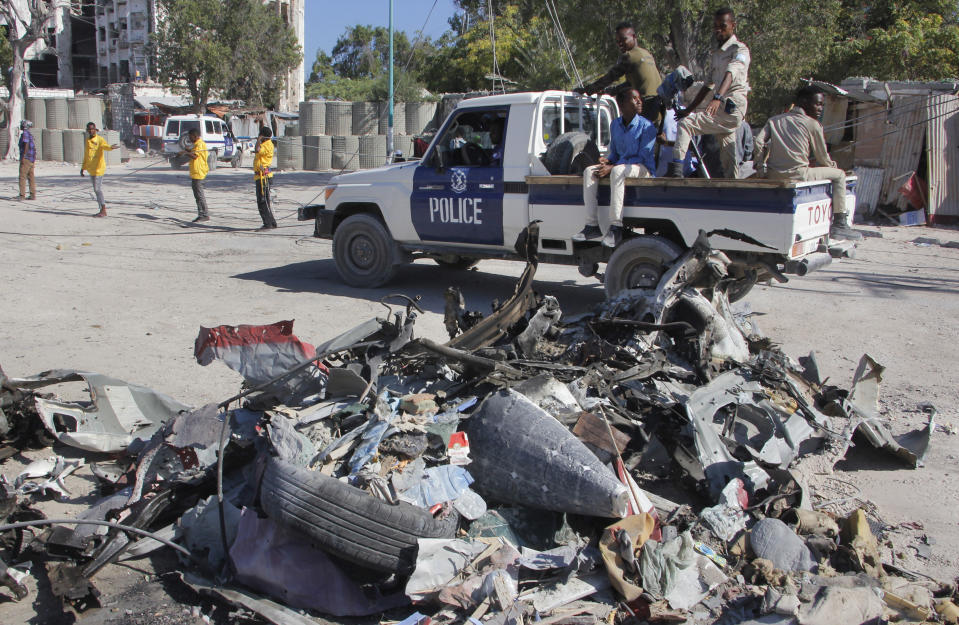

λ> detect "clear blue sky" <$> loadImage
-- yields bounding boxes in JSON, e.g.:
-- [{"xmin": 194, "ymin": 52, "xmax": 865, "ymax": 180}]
[{"xmin": 305, "ymin": 1, "xmax": 460, "ymax": 67}]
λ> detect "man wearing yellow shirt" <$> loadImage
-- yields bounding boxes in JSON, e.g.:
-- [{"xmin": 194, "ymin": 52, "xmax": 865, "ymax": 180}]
[
  {"xmin": 80, "ymin": 122, "xmax": 120, "ymax": 218},
  {"xmin": 179, "ymin": 128, "xmax": 210, "ymax": 222},
  {"xmin": 253, "ymin": 126, "xmax": 277, "ymax": 230}
]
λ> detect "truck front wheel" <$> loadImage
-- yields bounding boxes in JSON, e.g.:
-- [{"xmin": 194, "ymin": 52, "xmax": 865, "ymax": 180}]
[
  {"xmin": 333, "ymin": 214, "xmax": 398, "ymax": 287},
  {"xmin": 604, "ymin": 236, "xmax": 683, "ymax": 298}
]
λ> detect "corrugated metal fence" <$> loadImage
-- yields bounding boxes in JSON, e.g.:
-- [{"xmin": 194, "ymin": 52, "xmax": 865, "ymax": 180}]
[{"xmin": 925, "ymin": 94, "xmax": 959, "ymax": 223}]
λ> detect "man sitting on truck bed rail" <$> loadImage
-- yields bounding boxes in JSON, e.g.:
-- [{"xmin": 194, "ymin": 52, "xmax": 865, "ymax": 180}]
[
  {"xmin": 576, "ymin": 22, "xmax": 664, "ymax": 125},
  {"xmin": 572, "ymin": 88, "xmax": 656, "ymax": 249},
  {"xmin": 667, "ymin": 7, "xmax": 750, "ymax": 179},
  {"xmin": 754, "ymin": 85, "xmax": 862, "ymax": 241}
]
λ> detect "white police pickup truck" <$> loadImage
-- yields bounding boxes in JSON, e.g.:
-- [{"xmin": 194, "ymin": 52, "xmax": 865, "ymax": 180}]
[{"xmin": 301, "ymin": 91, "xmax": 853, "ymax": 299}]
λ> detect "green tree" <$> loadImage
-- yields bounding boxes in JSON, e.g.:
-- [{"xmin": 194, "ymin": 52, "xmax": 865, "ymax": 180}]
[
  {"xmin": 419, "ymin": 4, "xmax": 569, "ymax": 92},
  {"xmin": 220, "ymin": 0, "xmax": 301, "ymax": 108},
  {"xmin": 152, "ymin": 0, "xmax": 300, "ymax": 111},
  {"xmin": 330, "ymin": 25, "xmax": 413, "ymax": 79},
  {"xmin": 306, "ymin": 25, "xmax": 431, "ymax": 101},
  {"xmin": 827, "ymin": 3, "xmax": 959, "ymax": 81}
]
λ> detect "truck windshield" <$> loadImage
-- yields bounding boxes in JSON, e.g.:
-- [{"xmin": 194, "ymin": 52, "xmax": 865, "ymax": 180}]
[{"xmin": 541, "ymin": 96, "xmax": 610, "ymax": 148}]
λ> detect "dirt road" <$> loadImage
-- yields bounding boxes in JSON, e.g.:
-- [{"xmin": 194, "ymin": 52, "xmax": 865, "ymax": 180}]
[{"xmin": 1, "ymin": 158, "xmax": 957, "ymax": 621}]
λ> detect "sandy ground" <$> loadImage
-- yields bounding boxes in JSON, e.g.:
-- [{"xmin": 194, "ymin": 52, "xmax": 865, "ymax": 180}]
[{"xmin": 0, "ymin": 156, "xmax": 957, "ymax": 622}]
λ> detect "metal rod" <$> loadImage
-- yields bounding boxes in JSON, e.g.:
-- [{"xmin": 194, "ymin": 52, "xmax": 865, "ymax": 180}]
[{"xmin": 0, "ymin": 519, "xmax": 198, "ymax": 562}]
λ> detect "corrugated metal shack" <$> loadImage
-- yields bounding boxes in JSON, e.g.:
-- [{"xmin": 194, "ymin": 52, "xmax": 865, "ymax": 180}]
[{"xmin": 821, "ymin": 78, "xmax": 959, "ymax": 225}]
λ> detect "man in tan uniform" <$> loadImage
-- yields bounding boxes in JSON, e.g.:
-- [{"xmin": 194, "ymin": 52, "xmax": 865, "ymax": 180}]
[
  {"xmin": 667, "ymin": 7, "xmax": 749, "ymax": 178},
  {"xmin": 577, "ymin": 22, "xmax": 664, "ymax": 124},
  {"xmin": 755, "ymin": 85, "xmax": 862, "ymax": 241}
]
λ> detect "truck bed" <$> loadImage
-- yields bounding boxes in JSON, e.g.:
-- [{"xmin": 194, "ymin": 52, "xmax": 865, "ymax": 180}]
[{"xmin": 526, "ymin": 174, "xmax": 857, "ymax": 256}]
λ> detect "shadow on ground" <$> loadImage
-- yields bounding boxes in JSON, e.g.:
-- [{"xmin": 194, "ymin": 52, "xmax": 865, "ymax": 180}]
[{"xmin": 233, "ymin": 259, "xmax": 607, "ymax": 317}]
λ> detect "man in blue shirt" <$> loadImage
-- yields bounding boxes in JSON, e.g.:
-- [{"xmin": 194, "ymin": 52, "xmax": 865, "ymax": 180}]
[
  {"xmin": 573, "ymin": 88, "xmax": 656, "ymax": 248},
  {"xmin": 18, "ymin": 120, "xmax": 37, "ymax": 200}
]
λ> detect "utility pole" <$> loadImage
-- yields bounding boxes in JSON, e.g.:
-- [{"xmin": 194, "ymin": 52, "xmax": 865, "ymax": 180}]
[{"xmin": 387, "ymin": 0, "xmax": 394, "ymax": 163}]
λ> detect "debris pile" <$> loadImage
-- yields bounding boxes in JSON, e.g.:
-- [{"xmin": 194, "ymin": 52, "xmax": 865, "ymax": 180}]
[{"xmin": 0, "ymin": 227, "xmax": 952, "ymax": 624}]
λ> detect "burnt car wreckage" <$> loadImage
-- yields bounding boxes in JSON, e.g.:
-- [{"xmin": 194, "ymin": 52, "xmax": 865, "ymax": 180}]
[{"xmin": 0, "ymin": 224, "xmax": 951, "ymax": 624}]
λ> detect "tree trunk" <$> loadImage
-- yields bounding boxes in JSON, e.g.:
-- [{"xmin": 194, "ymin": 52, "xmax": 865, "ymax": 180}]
[
  {"xmin": 3, "ymin": 43, "xmax": 29, "ymax": 161},
  {"xmin": 2, "ymin": 0, "xmax": 61, "ymax": 160}
]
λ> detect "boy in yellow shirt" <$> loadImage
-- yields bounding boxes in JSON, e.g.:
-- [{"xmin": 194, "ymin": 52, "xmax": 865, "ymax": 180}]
[
  {"xmin": 80, "ymin": 122, "xmax": 119, "ymax": 218},
  {"xmin": 253, "ymin": 126, "xmax": 277, "ymax": 230},
  {"xmin": 179, "ymin": 128, "xmax": 210, "ymax": 222}
]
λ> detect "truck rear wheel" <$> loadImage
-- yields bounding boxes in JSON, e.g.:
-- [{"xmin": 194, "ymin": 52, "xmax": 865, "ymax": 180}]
[
  {"xmin": 333, "ymin": 213, "xmax": 398, "ymax": 287},
  {"xmin": 604, "ymin": 236, "xmax": 683, "ymax": 298}
]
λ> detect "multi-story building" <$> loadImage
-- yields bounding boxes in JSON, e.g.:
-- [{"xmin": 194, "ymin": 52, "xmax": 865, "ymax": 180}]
[
  {"xmin": 93, "ymin": 0, "xmax": 153, "ymax": 85},
  {"xmin": 52, "ymin": 0, "xmax": 303, "ymax": 108}
]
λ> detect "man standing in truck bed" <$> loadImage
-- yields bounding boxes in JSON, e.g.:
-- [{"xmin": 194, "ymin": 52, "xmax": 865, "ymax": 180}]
[
  {"xmin": 754, "ymin": 85, "xmax": 862, "ymax": 241},
  {"xmin": 577, "ymin": 22, "xmax": 663, "ymax": 124},
  {"xmin": 667, "ymin": 7, "xmax": 749, "ymax": 179}
]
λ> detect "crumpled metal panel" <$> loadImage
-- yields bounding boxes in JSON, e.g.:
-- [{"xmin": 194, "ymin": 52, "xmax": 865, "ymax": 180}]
[
  {"xmin": 465, "ymin": 390, "xmax": 628, "ymax": 518},
  {"xmin": 684, "ymin": 371, "xmax": 770, "ymax": 495},
  {"xmin": 11, "ymin": 370, "xmax": 191, "ymax": 453}
]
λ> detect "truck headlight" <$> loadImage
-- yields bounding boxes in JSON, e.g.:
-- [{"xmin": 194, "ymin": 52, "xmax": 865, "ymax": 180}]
[{"xmin": 324, "ymin": 185, "xmax": 336, "ymax": 201}]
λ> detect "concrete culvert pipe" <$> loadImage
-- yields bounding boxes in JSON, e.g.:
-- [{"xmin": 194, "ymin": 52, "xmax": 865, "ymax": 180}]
[
  {"xmin": 68, "ymin": 98, "xmax": 104, "ymax": 130},
  {"xmin": 276, "ymin": 136, "xmax": 303, "ymax": 170},
  {"xmin": 103, "ymin": 130, "xmax": 121, "ymax": 166},
  {"xmin": 303, "ymin": 135, "xmax": 332, "ymax": 171},
  {"xmin": 378, "ymin": 102, "xmax": 405, "ymax": 135},
  {"xmin": 325, "ymin": 101, "xmax": 352, "ymax": 136},
  {"xmin": 46, "ymin": 99, "xmax": 69, "ymax": 129},
  {"xmin": 358, "ymin": 135, "xmax": 386, "ymax": 169},
  {"xmin": 352, "ymin": 102, "xmax": 378, "ymax": 135},
  {"xmin": 26, "ymin": 98, "xmax": 47, "ymax": 129},
  {"xmin": 394, "ymin": 135, "xmax": 414, "ymax": 160},
  {"xmin": 30, "ymin": 130, "xmax": 43, "ymax": 161},
  {"xmin": 298, "ymin": 101, "xmax": 326, "ymax": 135},
  {"xmin": 332, "ymin": 135, "xmax": 359, "ymax": 170},
  {"xmin": 63, "ymin": 129, "xmax": 86, "ymax": 163},
  {"xmin": 316, "ymin": 135, "xmax": 332, "ymax": 171},
  {"xmin": 41, "ymin": 129, "xmax": 64, "ymax": 161}
]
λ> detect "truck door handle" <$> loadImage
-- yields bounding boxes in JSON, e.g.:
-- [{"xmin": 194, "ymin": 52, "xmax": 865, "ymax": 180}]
[
  {"xmin": 478, "ymin": 183, "xmax": 495, "ymax": 189},
  {"xmin": 418, "ymin": 185, "xmax": 443, "ymax": 190}
]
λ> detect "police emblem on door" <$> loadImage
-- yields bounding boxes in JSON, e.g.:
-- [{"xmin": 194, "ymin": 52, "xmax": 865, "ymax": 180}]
[{"xmin": 450, "ymin": 168, "xmax": 468, "ymax": 194}]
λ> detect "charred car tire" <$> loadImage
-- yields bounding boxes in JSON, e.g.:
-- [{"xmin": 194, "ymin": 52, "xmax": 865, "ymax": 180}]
[
  {"xmin": 726, "ymin": 276, "xmax": 757, "ymax": 303},
  {"xmin": 543, "ymin": 131, "xmax": 600, "ymax": 175},
  {"xmin": 604, "ymin": 236, "xmax": 684, "ymax": 298},
  {"xmin": 259, "ymin": 457, "xmax": 459, "ymax": 573},
  {"xmin": 332, "ymin": 213, "xmax": 398, "ymax": 287},
  {"xmin": 434, "ymin": 256, "xmax": 480, "ymax": 270}
]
